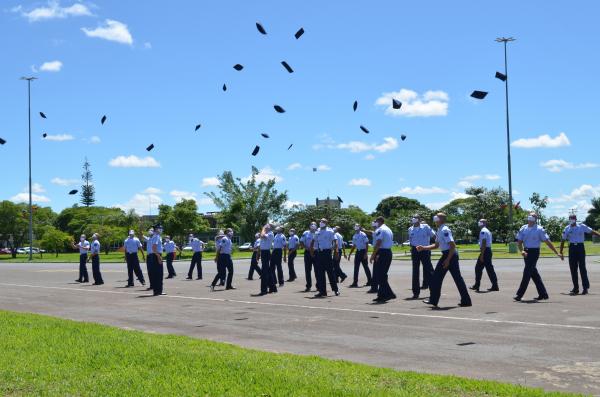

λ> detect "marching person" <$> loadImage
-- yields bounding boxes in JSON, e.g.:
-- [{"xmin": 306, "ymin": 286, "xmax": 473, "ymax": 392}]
[
  {"xmin": 89, "ymin": 233, "xmax": 104, "ymax": 285},
  {"xmin": 471, "ymin": 219, "xmax": 499, "ymax": 292},
  {"xmin": 212, "ymin": 228, "xmax": 235, "ymax": 291},
  {"xmin": 346, "ymin": 224, "xmax": 372, "ymax": 288},
  {"xmin": 408, "ymin": 215, "xmax": 435, "ymax": 299},
  {"xmin": 514, "ymin": 212, "xmax": 563, "ymax": 302},
  {"xmin": 143, "ymin": 227, "xmax": 155, "ymax": 291},
  {"xmin": 148, "ymin": 225, "xmax": 165, "ymax": 296},
  {"xmin": 333, "ymin": 226, "xmax": 348, "ymax": 283},
  {"xmin": 370, "ymin": 216, "xmax": 395, "ymax": 303},
  {"xmin": 258, "ymin": 224, "xmax": 276, "ymax": 295},
  {"xmin": 418, "ymin": 213, "xmax": 471, "ymax": 308},
  {"xmin": 187, "ymin": 234, "xmax": 205, "ymax": 280},
  {"xmin": 72, "ymin": 234, "xmax": 90, "ymax": 283},
  {"xmin": 310, "ymin": 218, "xmax": 340, "ymax": 298},
  {"xmin": 272, "ymin": 227, "xmax": 287, "ymax": 287},
  {"xmin": 248, "ymin": 233, "xmax": 262, "ymax": 280},
  {"xmin": 163, "ymin": 235, "xmax": 180, "ymax": 279},
  {"xmin": 560, "ymin": 214, "xmax": 600, "ymax": 295},
  {"xmin": 365, "ymin": 221, "xmax": 380, "ymax": 294},
  {"xmin": 299, "ymin": 222, "xmax": 317, "ymax": 292},
  {"xmin": 285, "ymin": 228, "xmax": 299, "ymax": 282},
  {"xmin": 123, "ymin": 230, "xmax": 146, "ymax": 287}
]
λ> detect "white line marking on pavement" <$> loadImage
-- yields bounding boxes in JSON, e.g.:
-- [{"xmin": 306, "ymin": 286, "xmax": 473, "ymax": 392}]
[{"xmin": 1, "ymin": 282, "xmax": 599, "ymax": 331}]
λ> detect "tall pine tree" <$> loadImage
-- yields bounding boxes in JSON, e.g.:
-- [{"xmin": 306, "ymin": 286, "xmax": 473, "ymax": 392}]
[{"xmin": 80, "ymin": 157, "xmax": 96, "ymax": 207}]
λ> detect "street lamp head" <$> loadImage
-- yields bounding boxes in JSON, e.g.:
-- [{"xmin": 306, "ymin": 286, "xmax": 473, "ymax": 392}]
[
  {"xmin": 495, "ymin": 37, "xmax": 516, "ymax": 43},
  {"xmin": 20, "ymin": 76, "xmax": 38, "ymax": 81}
]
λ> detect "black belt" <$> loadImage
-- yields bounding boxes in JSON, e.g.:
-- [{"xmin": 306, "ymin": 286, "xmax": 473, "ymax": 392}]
[
  {"xmin": 317, "ymin": 248, "xmax": 332, "ymax": 252},
  {"xmin": 126, "ymin": 252, "xmax": 138, "ymax": 255},
  {"xmin": 524, "ymin": 247, "xmax": 540, "ymax": 251},
  {"xmin": 273, "ymin": 248, "xmax": 283, "ymax": 251},
  {"xmin": 379, "ymin": 248, "xmax": 392, "ymax": 252},
  {"xmin": 569, "ymin": 243, "xmax": 584, "ymax": 246}
]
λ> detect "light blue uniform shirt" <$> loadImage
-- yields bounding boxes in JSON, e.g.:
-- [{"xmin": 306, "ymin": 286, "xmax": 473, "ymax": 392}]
[
  {"xmin": 91, "ymin": 240, "xmax": 100, "ymax": 254},
  {"xmin": 288, "ymin": 235, "xmax": 299, "ymax": 249},
  {"xmin": 300, "ymin": 230, "xmax": 315, "ymax": 249},
  {"xmin": 124, "ymin": 237, "xmax": 142, "ymax": 254},
  {"xmin": 148, "ymin": 235, "xmax": 163, "ymax": 254},
  {"xmin": 409, "ymin": 223, "xmax": 435, "ymax": 247},
  {"xmin": 352, "ymin": 231, "xmax": 369, "ymax": 250},
  {"xmin": 562, "ymin": 223, "xmax": 593, "ymax": 243},
  {"xmin": 164, "ymin": 240, "xmax": 176, "ymax": 253},
  {"xmin": 218, "ymin": 236, "xmax": 232, "ymax": 254},
  {"xmin": 190, "ymin": 238, "xmax": 204, "ymax": 252},
  {"xmin": 253, "ymin": 238, "xmax": 261, "ymax": 249},
  {"xmin": 478, "ymin": 227, "xmax": 493, "ymax": 250},
  {"xmin": 260, "ymin": 231, "xmax": 274, "ymax": 250},
  {"xmin": 273, "ymin": 233, "xmax": 287, "ymax": 249},
  {"xmin": 517, "ymin": 224, "xmax": 549, "ymax": 249},
  {"xmin": 334, "ymin": 232, "xmax": 344, "ymax": 251},
  {"xmin": 314, "ymin": 227, "xmax": 336, "ymax": 250},
  {"xmin": 375, "ymin": 224, "xmax": 394, "ymax": 249},
  {"xmin": 77, "ymin": 240, "xmax": 90, "ymax": 254},
  {"xmin": 435, "ymin": 224, "xmax": 455, "ymax": 251}
]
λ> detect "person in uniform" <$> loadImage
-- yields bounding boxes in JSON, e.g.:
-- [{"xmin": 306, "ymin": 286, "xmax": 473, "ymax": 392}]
[
  {"xmin": 560, "ymin": 214, "xmax": 600, "ymax": 295},
  {"xmin": 299, "ymin": 222, "xmax": 317, "ymax": 292},
  {"xmin": 418, "ymin": 213, "xmax": 471, "ymax": 308},
  {"xmin": 187, "ymin": 234, "xmax": 205, "ymax": 280},
  {"xmin": 365, "ymin": 221, "xmax": 380, "ymax": 294},
  {"xmin": 285, "ymin": 228, "xmax": 299, "ymax": 282},
  {"xmin": 514, "ymin": 212, "xmax": 563, "ymax": 301},
  {"xmin": 149, "ymin": 225, "xmax": 165, "ymax": 296},
  {"xmin": 332, "ymin": 226, "xmax": 348, "ymax": 283},
  {"xmin": 123, "ymin": 230, "xmax": 146, "ymax": 287},
  {"xmin": 72, "ymin": 234, "xmax": 90, "ymax": 283},
  {"xmin": 408, "ymin": 215, "xmax": 435, "ymax": 299},
  {"xmin": 370, "ymin": 216, "xmax": 395, "ymax": 303},
  {"xmin": 272, "ymin": 227, "xmax": 287, "ymax": 287},
  {"xmin": 346, "ymin": 224, "xmax": 372, "ymax": 288},
  {"xmin": 212, "ymin": 228, "xmax": 235, "ymax": 290},
  {"xmin": 163, "ymin": 235, "xmax": 180, "ymax": 279},
  {"xmin": 471, "ymin": 219, "xmax": 499, "ymax": 292},
  {"xmin": 258, "ymin": 224, "xmax": 276, "ymax": 295},
  {"xmin": 310, "ymin": 218, "xmax": 340, "ymax": 298},
  {"xmin": 247, "ymin": 233, "xmax": 262, "ymax": 280},
  {"xmin": 214, "ymin": 230, "xmax": 225, "ymax": 286},
  {"xmin": 143, "ymin": 228, "xmax": 155, "ymax": 291},
  {"xmin": 89, "ymin": 233, "xmax": 104, "ymax": 285}
]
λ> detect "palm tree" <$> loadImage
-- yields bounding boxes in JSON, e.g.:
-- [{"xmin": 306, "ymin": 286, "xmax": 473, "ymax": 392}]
[{"xmin": 585, "ymin": 197, "xmax": 600, "ymax": 229}]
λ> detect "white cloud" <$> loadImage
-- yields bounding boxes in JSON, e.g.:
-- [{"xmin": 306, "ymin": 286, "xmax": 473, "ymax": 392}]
[
  {"xmin": 349, "ymin": 178, "xmax": 371, "ymax": 187},
  {"xmin": 540, "ymin": 159, "xmax": 599, "ymax": 173},
  {"xmin": 457, "ymin": 174, "xmax": 501, "ymax": 188},
  {"xmin": 287, "ymin": 162, "xmax": 302, "ymax": 170},
  {"xmin": 457, "ymin": 180, "xmax": 472, "ymax": 189},
  {"xmin": 450, "ymin": 192, "xmax": 472, "ymax": 200},
  {"xmin": 549, "ymin": 184, "xmax": 600, "ymax": 203},
  {"xmin": 170, "ymin": 190, "xmax": 197, "ymax": 202},
  {"xmin": 196, "ymin": 197, "xmax": 214, "ymax": 206},
  {"xmin": 243, "ymin": 167, "xmax": 284, "ymax": 183},
  {"xmin": 143, "ymin": 187, "xmax": 162, "ymax": 194},
  {"xmin": 19, "ymin": 1, "xmax": 92, "ymax": 22},
  {"xmin": 335, "ymin": 137, "xmax": 399, "ymax": 153},
  {"xmin": 201, "ymin": 177, "xmax": 220, "ymax": 187},
  {"xmin": 51, "ymin": 177, "xmax": 78, "ymax": 186},
  {"xmin": 398, "ymin": 186, "xmax": 448, "ymax": 195},
  {"xmin": 82, "ymin": 19, "xmax": 133, "ymax": 45},
  {"xmin": 89, "ymin": 136, "xmax": 101, "ymax": 144},
  {"xmin": 375, "ymin": 89, "xmax": 449, "ymax": 117},
  {"xmin": 39, "ymin": 60, "xmax": 63, "ymax": 72},
  {"xmin": 425, "ymin": 192, "xmax": 473, "ymax": 210},
  {"xmin": 44, "ymin": 134, "xmax": 74, "ymax": 142},
  {"xmin": 364, "ymin": 154, "xmax": 375, "ymax": 161},
  {"xmin": 31, "ymin": 183, "xmax": 45, "ymax": 193},
  {"xmin": 10, "ymin": 193, "xmax": 51, "ymax": 203},
  {"xmin": 315, "ymin": 165, "xmax": 331, "ymax": 172},
  {"xmin": 283, "ymin": 200, "xmax": 304, "ymax": 209},
  {"xmin": 114, "ymin": 193, "xmax": 162, "ymax": 215},
  {"xmin": 108, "ymin": 155, "xmax": 160, "ymax": 168},
  {"xmin": 511, "ymin": 132, "xmax": 570, "ymax": 149}
]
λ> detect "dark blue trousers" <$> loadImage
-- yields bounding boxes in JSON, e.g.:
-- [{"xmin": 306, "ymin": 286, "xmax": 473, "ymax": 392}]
[
  {"xmin": 411, "ymin": 247, "xmax": 433, "ymax": 296},
  {"xmin": 166, "ymin": 252, "xmax": 176, "ymax": 277},
  {"xmin": 148, "ymin": 254, "xmax": 163, "ymax": 295},
  {"xmin": 516, "ymin": 248, "xmax": 547, "ymax": 298},
  {"xmin": 304, "ymin": 251, "xmax": 314, "ymax": 289},
  {"xmin": 375, "ymin": 249, "xmax": 394, "ymax": 299},
  {"xmin": 288, "ymin": 250, "xmax": 297, "ymax": 280},
  {"xmin": 429, "ymin": 251, "xmax": 471, "ymax": 306},
  {"xmin": 260, "ymin": 250, "xmax": 276, "ymax": 293},
  {"xmin": 78, "ymin": 253, "xmax": 89, "ymax": 282},
  {"xmin": 91, "ymin": 255, "xmax": 103, "ymax": 284},
  {"xmin": 248, "ymin": 251, "xmax": 262, "ymax": 279},
  {"xmin": 474, "ymin": 247, "xmax": 498, "ymax": 287},
  {"xmin": 315, "ymin": 249, "xmax": 338, "ymax": 295},
  {"xmin": 188, "ymin": 251, "xmax": 202, "ymax": 279},
  {"xmin": 353, "ymin": 249, "xmax": 372, "ymax": 285},
  {"xmin": 569, "ymin": 243, "xmax": 589, "ymax": 291},
  {"xmin": 271, "ymin": 248, "xmax": 284, "ymax": 285},
  {"xmin": 126, "ymin": 252, "xmax": 145, "ymax": 285}
]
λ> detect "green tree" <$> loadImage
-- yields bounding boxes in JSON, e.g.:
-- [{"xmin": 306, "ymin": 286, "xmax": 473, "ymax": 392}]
[
  {"xmin": 38, "ymin": 226, "xmax": 72, "ymax": 257},
  {"xmin": 80, "ymin": 157, "xmax": 96, "ymax": 207},
  {"xmin": 543, "ymin": 216, "xmax": 567, "ymax": 241},
  {"xmin": 55, "ymin": 206, "xmax": 127, "ymax": 238},
  {"xmin": 529, "ymin": 192, "xmax": 549, "ymax": 222},
  {"xmin": 585, "ymin": 197, "xmax": 600, "ymax": 229},
  {"xmin": 0, "ymin": 201, "xmax": 28, "ymax": 257},
  {"xmin": 206, "ymin": 167, "xmax": 288, "ymax": 241},
  {"xmin": 157, "ymin": 199, "xmax": 210, "ymax": 245},
  {"xmin": 284, "ymin": 205, "xmax": 372, "ymax": 241},
  {"xmin": 374, "ymin": 196, "xmax": 429, "ymax": 218}
]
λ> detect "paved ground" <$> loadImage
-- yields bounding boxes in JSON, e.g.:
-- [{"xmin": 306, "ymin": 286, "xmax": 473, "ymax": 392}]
[{"xmin": 1, "ymin": 256, "xmax": 599, "ymax": 395}]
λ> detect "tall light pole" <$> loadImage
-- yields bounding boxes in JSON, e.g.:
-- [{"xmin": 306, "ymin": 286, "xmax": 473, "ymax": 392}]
[
  {"xmin": 21, "ymin": 76, "xmax": 37, "ymax": 261},
  {"xmin": 495, "ymin": 37, "xmax": 516, "ymax": 229}
]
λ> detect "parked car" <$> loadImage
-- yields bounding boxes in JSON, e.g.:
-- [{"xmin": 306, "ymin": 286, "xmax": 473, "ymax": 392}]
[
  {"xmin": 20, "ymin": 247, "xmax": 46, "ymax": 254},
  {"xmin": 401, "ymin": 240, "xmax": 410, "ymax": 247},
  {"xmin": 182, "ymin": 246, "xmax": 193, "ymax": 251},
  {"xmin": 238, "ymin": 242, "xmax": 253, "ymax": 251},
  {"xmin": 0, "ymin": 248, "xmax": 12, "ymax": 255}
]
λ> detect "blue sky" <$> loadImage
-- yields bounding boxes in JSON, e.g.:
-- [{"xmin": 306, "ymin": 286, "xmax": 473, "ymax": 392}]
[{"xmin": 1, "ymin": 0, "xmax": 599, "ymax": 218}]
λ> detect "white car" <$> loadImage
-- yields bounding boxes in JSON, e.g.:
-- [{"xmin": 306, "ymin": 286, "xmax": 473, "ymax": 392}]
[
  {"xmin": 182, "ymin": 246, "xmax": 193, "ymax": 251},
  {"xmin": 18, "ymin": 247, "xmax": 46, "ymax": 254},
  {"xmin": 238, "ymin": 242, "xmax": 253, "ymax": 251}
]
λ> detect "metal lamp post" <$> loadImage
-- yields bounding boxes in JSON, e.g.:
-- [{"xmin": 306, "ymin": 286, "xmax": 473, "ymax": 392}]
[{"xmin": 21, "ymin": 76, "xmax": 37, "ymax": 261}]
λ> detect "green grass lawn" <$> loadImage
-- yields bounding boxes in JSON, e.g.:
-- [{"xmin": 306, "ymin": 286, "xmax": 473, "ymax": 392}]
[
  {"xmin": 0, "ymin": 310, "xmax": 579, "ymax": 397},
  {"xmin": 3, "ymin": 242, "xmax": 599, "ymax": 263}
]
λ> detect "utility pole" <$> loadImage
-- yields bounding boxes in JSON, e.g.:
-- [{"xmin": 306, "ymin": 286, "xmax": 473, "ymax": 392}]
[{"xmin": 21, "ymin": 76, "xmax": 37, "ymax": 261}]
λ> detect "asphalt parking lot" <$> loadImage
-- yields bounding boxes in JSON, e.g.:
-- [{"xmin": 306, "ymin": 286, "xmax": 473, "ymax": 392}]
[{"xmin": 1, "ymin": 256, "xmax": 599, "ymax": 395}]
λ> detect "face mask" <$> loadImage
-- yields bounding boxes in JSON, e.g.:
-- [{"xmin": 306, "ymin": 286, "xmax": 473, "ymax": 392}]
[
  {"xmin": 570, "ymin": 219, "xmax": 577, "ymax": 225},
  {"xmin": 310, "ymin": 224, "xmax": 316, "ymax": 231},
  {"xmin": 527, "ymin": 216, "xmax": 535, "ymax": 222},
  {"xmin": 373, "ymin": 222, "xmax": 380, "ymax": 228},
  {"xmin": 80, "ymin": 237, "xmax": 85, "ymax": 242},
  {"xmin": 165, "ymin": 238, "xmax": 170, "ymax": 243},
  {"xmin": 478, "ymin": 221, "xmax": 484, "ymax": 227},
  {"xmin": 319, "ymin": 222, "xmax": 326, "ymax": 228},
  {"xmin": 148, "ymin": 230, "xmax": 154, "ymax": 236},
  {"xmin": 354, "ymin": 226, "xmax": 360, "ymax": 231},
  {"xmin": 433, "ymin": 216, "xmax": 439, "ymax": 223},
  {"xmin": 411, "ymin": 218, "xmax": 418, "ymax": 224},
  {"xmin": 289, "ymin": 232, "xmax": 295, "ymax": 236}
]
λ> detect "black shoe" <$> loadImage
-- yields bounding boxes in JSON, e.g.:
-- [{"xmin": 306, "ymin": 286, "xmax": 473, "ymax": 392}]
[
  {"xmin": 93, "ymin": 282, "xmax": 104, "ymax": 286},
  {"xmin": 186, "ymin": 276, "xmax": 192, "ymax": 280},
  {"xmin": 366, "ymin": 289, "xmax": 378, "ymax": 294},
  {"xmin": 423, "ymin": 299, "xmax": 437, "ymax": 307},
  {"xmin": 257, "ymin": 292, "xmax": 267, "ymax": 296},
  {"xmin": 226, "ymin": 286, "xmax": 236, "ymax": 290},
  {"xmin": 146, "ymin": 287, "xmax": 153, "ymax": 291},
  {"xmin": 582, "ymin": 289, "xmax": 589, "ymax": 295},
  {"xmin": 313, "ymin": 293, "xmax": 327, "ymax": 298},
  {"xmin": 420, "ymin": 285, "xmax": 428, "ymax": 290},
  {"xmin": 304, "ymin": 287, "xmax": 311, "ymax": 292},
  {"xmin": 373, "ymin": 297, "xmax": 385, "ymax": 302},
  {"xmin": 377, "ymin": 294, "xmax": 396, "ymax": 302},
  {"xmin": 125, "ymin": 284, "xmax": 133, "ymax": 288},
  {"xmin": 470, "ymin": 284, "xmax": 479, "ymax": 291},
  {"xmin": 348, "ymin": 283, "xmax": 359, "ymax": 288},
  {"xmin": 140, "ymin": 281, "xmax": 146, "ymax": 286},
  {"xmin": 219, "ymin": 282, "xmax": 225, "ymax": 286},
  {"xmin": 247, "ymin": 278, "xmax": 254, "ymax": 281},
  {"xmin": 412, "ymin": 295, "xmax": 419, "ymax": 299},
  {"xmin": 286, "ymin": 278, "xmax": 295, "ymax": 282},
  {"xmin": 569, "ymin": 290, "xmax": 579, "ymax": 296},
  {"xmin": 513, "ymin": 295, "xmax": 522, "ymax": 302},
  {"xmin": 196, "ymin": 277, "xmax": 202, "ymax": 280},
  {"xmin": 365, "ymin": 281, "xmax": 372, "ymax": 287},
  {"xmin": 458, "ymin": 302, "xmax": 472, "ymax": 307},
  {"xmin": 279, "ymin": 283, "xmax": 284, "ymax": 287},
  {"xmin": 153, "ymin": 292, "xmax": 166, "ymax": 296},
  {"xmin": 340, "ymin": 275, "xmax": 347, "ymax": 283},
  {"xmin": 334, "ymin": 291, "xmax": 340, "ymax": 296},
  {"xmin": 210, "ymin": 285, "xmax": 215, "ymax": 292},
  {"xmin": 534, "ymin": 295, "xmax": 549, "ymax": 301},
  {"xmin": 488, "ymin": 286, "xmax": 499, "ymax": 292},
  {"xmin": 75, "ymin": 279, "xmax": 82, "ymax": 283},
  {"xmin": 165, "ymin": 276, "xmax": 172, "ymax": 279},
  {"xmin": 82, "ymin": 280, "xmax": 89, "ymax": 283}
]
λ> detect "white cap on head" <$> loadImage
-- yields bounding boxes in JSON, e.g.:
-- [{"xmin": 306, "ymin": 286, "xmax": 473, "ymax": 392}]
[{"xmin": 129, "ymin": 230, "xmax": 134, "ymax": 235}]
